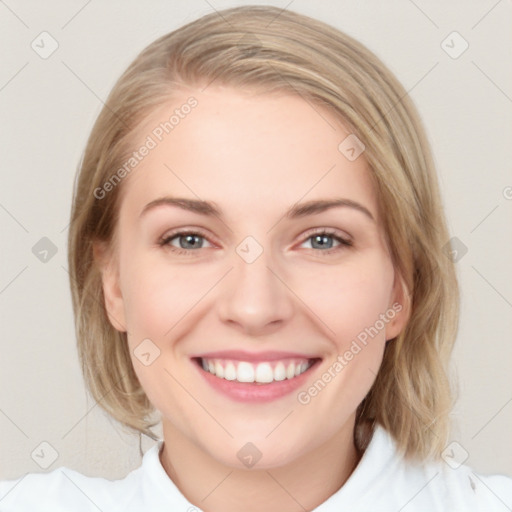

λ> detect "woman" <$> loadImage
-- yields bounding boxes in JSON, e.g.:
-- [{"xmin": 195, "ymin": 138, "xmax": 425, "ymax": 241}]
[{"xmin": 1, "ymin": 5, "xmax": 510, "ymax": 511}]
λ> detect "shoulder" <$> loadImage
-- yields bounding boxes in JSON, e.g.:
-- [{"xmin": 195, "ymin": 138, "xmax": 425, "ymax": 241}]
[
  {"xmin": 399, "ymin": 435, "xmax": 512, "ymax": 511},
  {"xmin": 462, "ymin": 470, "xmax": 512, "ymax": 510},
  {"xmin": 0, "ymin": 440, "xmax": 190, "ymax": 511},
  {"xmin": 393, "ymin": 456, "xmax": 512, "ymax": 511},
  {"xmin": 338, "ymin": 425, "xmax": 512, "ymax": 512},
  {"xmin": 0, "ymin": 464, "xmax": 141, "ymax": 512}
]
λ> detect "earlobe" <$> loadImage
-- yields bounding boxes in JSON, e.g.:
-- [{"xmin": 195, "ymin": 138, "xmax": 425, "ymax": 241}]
[{"xmin": 93, "ymin": 241, "xmax": 127, "ymax": 333}]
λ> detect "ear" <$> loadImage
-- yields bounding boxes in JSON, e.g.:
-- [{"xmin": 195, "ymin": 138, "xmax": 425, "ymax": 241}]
[
  {"xmin": 93, "ymin": 241, "xmax": 127, "ymax": 333},
  {"xmin": 385, "ymin": 271, "xmax": 410, "ymax": 342}
]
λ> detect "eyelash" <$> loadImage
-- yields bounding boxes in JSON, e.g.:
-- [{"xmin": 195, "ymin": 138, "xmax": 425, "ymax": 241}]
[{"xmin": 158, "ymin": 228, "xmax": 353, "ymax": 257}]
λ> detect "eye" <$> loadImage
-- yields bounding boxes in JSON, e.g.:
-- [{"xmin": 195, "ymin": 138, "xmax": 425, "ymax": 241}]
[
  {"xmin": 159, "ymin": 230, "xmax": 213, "ymax": 255},
  {"xmin": 158, "ymin": 228, "xmax": 353, "ymax": 257},
  {"xmin": 299, "ymin": 229, "xmax": 353, "ymax": 256}
]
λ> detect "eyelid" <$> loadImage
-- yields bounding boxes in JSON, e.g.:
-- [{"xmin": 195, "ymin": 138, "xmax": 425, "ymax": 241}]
[
  {"xmin": 159, "ymin": 226, "xmax": 351, "ymax": 244},
  {"xmin": 297, "ymin": 227, "xmax": 353, "ymax": 246},
  {"xmin": 294, "ymin": 233, "xmax": 353, "ymax": 259},
  {"xmin": 159, "ymin": 226, "xmax": 217, "ymax": 245},
  {"xmin": 159, "ymin": 226, "xmax": 353, "ymax": 256}
]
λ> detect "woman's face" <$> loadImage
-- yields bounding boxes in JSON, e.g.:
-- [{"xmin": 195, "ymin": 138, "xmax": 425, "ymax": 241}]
[{"xmin": 99, "ymin": 86, "xmax": 407, "ymax": 469}]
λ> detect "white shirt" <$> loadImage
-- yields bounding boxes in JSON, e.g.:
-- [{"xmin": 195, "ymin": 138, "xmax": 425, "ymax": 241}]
[{"xmin": 1, "ymin": 425, "xmax": 511, "ymax": 511}]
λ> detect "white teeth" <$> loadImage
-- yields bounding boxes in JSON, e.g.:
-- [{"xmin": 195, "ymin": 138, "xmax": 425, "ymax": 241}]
[
  {"xmin": 274, "ymin": 362, "xmax": 286, "ymax": 381},
  {"xmin": 255, "ymin": 362, "xmax": 273, "ymax": 383},
  {"xmin": 237, "ymin": 362, "xmax": 255, "ymax": 383},
  {"xmin": 215, "ymin": 361, "xmax": 224, "ymax": 378},
  {"xmin": 224, "ymin": 362, "xmax": 237, "ymax": 381},
  {"xmin": 201, "ymin": 358, "xmax": 313, "ymax": 383}
]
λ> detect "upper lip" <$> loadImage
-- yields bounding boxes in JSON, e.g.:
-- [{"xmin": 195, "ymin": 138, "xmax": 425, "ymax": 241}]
[{"xmin": 193, "ymin": 350, "xmax": 320, "ymax": 362}]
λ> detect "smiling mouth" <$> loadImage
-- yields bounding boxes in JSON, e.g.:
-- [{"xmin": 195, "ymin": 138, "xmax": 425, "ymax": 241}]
[{"xmin": 193, "ymin": 357, "xmax": 320, "ymax": 384}]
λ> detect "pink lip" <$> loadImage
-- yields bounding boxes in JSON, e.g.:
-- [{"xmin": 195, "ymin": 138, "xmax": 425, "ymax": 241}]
[
  {"xmin": 192, "ymin": 350, "xmax": 317, "ymax": 362},
  {"xmin": 192, "ymin": 357, "xmax": 321, "ymax": 403}
]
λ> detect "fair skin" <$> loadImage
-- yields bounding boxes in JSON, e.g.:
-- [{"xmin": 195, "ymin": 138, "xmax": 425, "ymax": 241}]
[{"xmin": 97, "ymin": 85, "xmax": 408, "ymax": 512}]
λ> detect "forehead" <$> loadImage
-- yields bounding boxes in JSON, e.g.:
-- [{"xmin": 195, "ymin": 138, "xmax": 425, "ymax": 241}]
[{"xmin": 120, "ymin": 86, "xmax": 379, "ymax": 222}]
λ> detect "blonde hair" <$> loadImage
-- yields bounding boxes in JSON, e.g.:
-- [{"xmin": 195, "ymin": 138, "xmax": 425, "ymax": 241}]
[{"xmin": 68, "ymin": 5, "xmax": 459, "ymax": 462}]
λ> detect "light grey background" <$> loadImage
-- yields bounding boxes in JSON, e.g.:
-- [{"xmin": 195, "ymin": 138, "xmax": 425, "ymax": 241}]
[{"xmin": 1, "ymin": 0, "xmax": 511, "ymax": 480}]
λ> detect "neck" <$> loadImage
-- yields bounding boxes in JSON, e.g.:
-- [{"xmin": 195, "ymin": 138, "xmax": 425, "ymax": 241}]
[{"xmin": 159, "ymin": 418, "xmax": 362, "ymax": 512}]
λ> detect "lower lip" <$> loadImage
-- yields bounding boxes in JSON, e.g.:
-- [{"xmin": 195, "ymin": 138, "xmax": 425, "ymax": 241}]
[{"xmin": 194, "ymin": 359, "xmax": 320, "ymax": 403}]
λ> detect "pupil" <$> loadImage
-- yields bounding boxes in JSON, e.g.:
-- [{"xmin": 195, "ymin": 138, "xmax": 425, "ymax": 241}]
[
  {"xmin": 181, "ymin": 235, "xmax": 201, "ymax": 249},
  {"xmin": 178, "ymin": 234, "xmax": 334, "ymax": 250},
  {"xmin": 313, "ymin": 234, "xmax": 332, "ymax": 249}
]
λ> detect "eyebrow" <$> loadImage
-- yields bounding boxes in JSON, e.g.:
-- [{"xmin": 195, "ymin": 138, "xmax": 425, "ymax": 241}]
[{"xmin": 139, "ymin": 196, "xmax": 375, "ymax": 221}]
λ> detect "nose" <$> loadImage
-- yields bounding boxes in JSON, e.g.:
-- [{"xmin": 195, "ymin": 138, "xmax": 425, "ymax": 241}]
[{"xmin": 216, "ymin": 245, "xmax": 294, "ymax": 336}]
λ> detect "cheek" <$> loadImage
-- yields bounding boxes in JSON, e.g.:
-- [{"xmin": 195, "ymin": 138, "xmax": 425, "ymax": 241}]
[
  {"xmin": 293, "ymin": 257, "xmax": 395, "ymax": 420},
  {"xmin": 297, "ymin": 253, "xmax": 395, "ymax": 347},
  {"xmin": 120, "ymin": 255, "xmax": 199, "ymax": 340},
  {"xmin": 121, "ymin": 245, "xmax": 395, "ymax": 347},
  {"xmin": 118, "ymin": 255, "xmax": 197, "ymax": 417}
]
